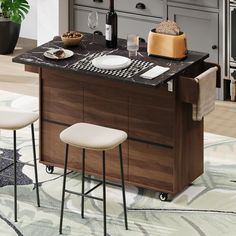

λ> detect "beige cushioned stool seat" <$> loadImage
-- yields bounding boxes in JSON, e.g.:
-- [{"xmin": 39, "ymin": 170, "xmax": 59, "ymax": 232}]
[
  {"xmin": 60, "ymin": 123, "xmax": 128, "ymax": 150},
  {"xmin": 0, "ymin": 107, "xmax": 39, "ymax": 130}
]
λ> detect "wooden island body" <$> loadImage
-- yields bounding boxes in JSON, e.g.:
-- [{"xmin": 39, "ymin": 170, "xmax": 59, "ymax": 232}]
[{"xmin": 13, "ymin": 34, "xmax": 219, "ymax": 197}]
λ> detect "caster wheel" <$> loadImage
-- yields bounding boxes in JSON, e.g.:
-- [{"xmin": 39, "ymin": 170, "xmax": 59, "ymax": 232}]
[
  {"xmin": 159, "ymin": 192, "xmax": 168, "ymax": 201},
  {"xmin": 46, "ymin": 165, "xmax": 54, "ymax": 174}
]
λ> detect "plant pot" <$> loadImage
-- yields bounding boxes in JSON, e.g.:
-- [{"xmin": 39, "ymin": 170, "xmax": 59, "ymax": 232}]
[{"xmin": 0, "ymin": 19, "xmax": 21, "ymax": 54}]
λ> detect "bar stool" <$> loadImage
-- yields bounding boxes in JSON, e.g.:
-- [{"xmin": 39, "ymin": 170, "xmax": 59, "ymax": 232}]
[
  {"xmin": 59, "ymin": 123, "xmax": 128, "ymax": 236},
  {"xmin": 0, "ymin": 107, "xmax": 40, "ymax": 222}
]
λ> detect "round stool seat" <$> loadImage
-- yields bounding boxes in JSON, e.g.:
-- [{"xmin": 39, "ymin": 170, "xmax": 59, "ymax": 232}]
[
  {"xmin": 0, "ymin": 107, "xmax": 39, "ymax": 130},
  {"xmin": 60, "ymin": 123, "xmax": 127, "ymax": 150}
]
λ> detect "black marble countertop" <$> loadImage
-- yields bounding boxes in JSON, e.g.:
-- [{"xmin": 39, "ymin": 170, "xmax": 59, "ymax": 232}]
[{"xmin": 13, "ymin": 33, "xmax": 209, "ymax": 87}]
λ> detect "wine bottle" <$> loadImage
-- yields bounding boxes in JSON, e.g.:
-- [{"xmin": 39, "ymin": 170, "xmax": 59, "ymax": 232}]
[{"xmin": 105, "ymin": 0, "xmax": 117, "ymax": 48}]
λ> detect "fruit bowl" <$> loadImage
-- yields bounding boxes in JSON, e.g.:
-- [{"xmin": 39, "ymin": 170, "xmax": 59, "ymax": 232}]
[{"xmin": 61, "ymin": 31, "xmax": 83, "ymax": 46}]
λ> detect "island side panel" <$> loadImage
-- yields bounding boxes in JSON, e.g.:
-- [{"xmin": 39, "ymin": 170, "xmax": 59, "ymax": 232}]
[{"xmin": 173, "ymin": 73, "xmax": 204, "ymax": 194}]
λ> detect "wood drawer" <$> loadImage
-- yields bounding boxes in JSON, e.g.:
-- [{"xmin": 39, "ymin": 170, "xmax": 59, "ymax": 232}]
[
  {"xmin": 41, "ymin": 121, "xmax": 129, "ymax": 180},
  {"xmin": 41, "ymin": 68, "xmax": 83, "ymax": 125},
  {"xmin": 74, "ymin": 0, "xmax": 163, "ymax": 18},
  {"xmin": 168, "ymin": 0, "xmax": 219, "ymax": 9},
  {"xmin": 74, "ymin": 6, "xmax": 160, "ymax": 41},
  {"xmin": 128, "ymin": 140, "xmax": 174, "ymax": 192}
]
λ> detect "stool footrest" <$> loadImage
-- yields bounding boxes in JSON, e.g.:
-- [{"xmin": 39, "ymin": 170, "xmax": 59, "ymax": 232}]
[
  {"xmin": 84, "ymin": 182, "xmax": 103, "ymax": 196},
  {"xmin": 65, "ymin": 189, "xmax": 103, "ymax": 201},
  {"xmin": 84, "ymin": 176, "xmax": 122, "ymax": 188}
]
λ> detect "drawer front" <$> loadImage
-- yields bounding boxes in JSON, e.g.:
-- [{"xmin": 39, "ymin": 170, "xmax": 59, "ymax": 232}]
[
  {"xmin": 169, "ymin": 0, "xmax": 219, "ymax": 8},
  {"xmin": 74, "ymin": 6, "xmax": 160, "ymax": 41},
  {"xmin": 118, "ymin": 12, "xmax": 160, "ymax": 41},
  {"xmin": 75, "ymin": 0, "xmax": 163, "ymax": 18},
  {"xmin": 129, "ymin": 140, "xmax": 174, "ymax": 192},
  {"xmin": 41, "ymin": 121, "xmax": 129, "ymax": 180},
  {"xmin": 74, "ymin": 0, "xmax": 107, "ymax": 9}
]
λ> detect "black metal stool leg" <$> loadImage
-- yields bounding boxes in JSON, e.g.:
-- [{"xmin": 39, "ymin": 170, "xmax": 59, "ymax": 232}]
[
  {"xmin": 31, "ymin": 123, "xmax": 40, "ymax": 207},
  {"xmin": 59, "ymin": 144, "xmax": 69, "ymax": 234},
  {"xmin": 119, "ymin": 144, "xmax": 128, "ymax": 230},
  {"xmin": 102, "ymin": 151, "xmax": 107, "ymax": 236},
  {"xmin": 13, "ymin": 130, "xmax": 17, "ymax": 222},
  {"xmin": 81, "ymin": 149, "xmax": 85, "ymax": 218}
]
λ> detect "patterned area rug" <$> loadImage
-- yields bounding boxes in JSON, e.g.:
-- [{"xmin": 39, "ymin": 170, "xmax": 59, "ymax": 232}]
[
  {"xmin": 0, "ymin": 148, "xmax": 33, "ymax": 187},
  {"xmin": 0, "ymin": 89, "xmax": 236, "ymax": 236}
]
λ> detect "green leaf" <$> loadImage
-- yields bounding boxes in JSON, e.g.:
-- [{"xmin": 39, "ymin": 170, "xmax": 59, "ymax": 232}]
[{"xmin": 0, "ymin": 0, "xmax": 30, "ymax": 24}]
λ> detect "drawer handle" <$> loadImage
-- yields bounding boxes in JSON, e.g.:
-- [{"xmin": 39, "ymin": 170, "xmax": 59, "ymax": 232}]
[
  {"xmin": 93, "ymin": 0, "xmax": 103, "ymax": 3},
  {"xmin": 139, "ymin": 37, "xmax": 146, "ymax": 43},
  {"xmin": 136, "ymin": 2, "xmax": 146, "ymax": 10},
  {"xmin": 212, "ymin": 45, "xmax": 218, "ymax": 50},
  {"xmin": 94, "ymin": 30, "xmax": 103, "ymax": 36}
]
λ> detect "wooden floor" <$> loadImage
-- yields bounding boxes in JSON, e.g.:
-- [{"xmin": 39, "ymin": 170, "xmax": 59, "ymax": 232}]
[
  {"xmin": 0, "ymin": 38, "xmax": 39, "ymax": 97},
  {"xmin": 205, "ymin": 100, "xmax": 236, "ymax": 138},
  {"xmin": 0, "ymin": 38, "xmax": 236, "ymax": 138}
]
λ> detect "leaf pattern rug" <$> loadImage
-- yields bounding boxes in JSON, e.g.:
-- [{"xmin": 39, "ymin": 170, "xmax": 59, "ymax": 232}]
[{"xmin": 0, "ymin": 90, "xmax": 236, "ymax": 236}]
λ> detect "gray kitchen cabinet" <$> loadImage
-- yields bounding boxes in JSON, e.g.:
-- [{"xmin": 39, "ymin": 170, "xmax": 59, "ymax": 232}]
[
  {"xmin": 73, "ymin": 5, "xmax": 160, "ymax": 41},
  {"xmin": 168, "ymin": 6, "xmax": 219, "ymax": 63},
  {"xmin": 117, "ymin": 13, "xmax": 160, "ymax": 40},
  {"xmin": 74, "ymin": 0, "xmax": 163, "ymax": 18},
  {"xmin": 169, "ymin": 0, "xmax": 219, "ymax": 9}
]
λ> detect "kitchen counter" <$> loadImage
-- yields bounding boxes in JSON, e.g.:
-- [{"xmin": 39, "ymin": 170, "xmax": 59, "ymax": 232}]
[
  {"xmin": 13, "ymin": 33, "xmax": 208, "ymax": 87},
  {"xmin": 13, "ymin": 34, "xmax": 216, "ymax": 199}
]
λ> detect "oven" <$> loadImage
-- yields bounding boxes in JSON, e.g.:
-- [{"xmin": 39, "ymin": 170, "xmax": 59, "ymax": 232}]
[
  {"xmin": 230, "ymin": 1, "xmax": 236, "ymax": 66},
  {"xmin": 230, "ymin": 68, "xmax": 236, "ymax": 100},
  {"xmin": 229, "ymin": 1, "xmax": 236, "ymax": 100}
]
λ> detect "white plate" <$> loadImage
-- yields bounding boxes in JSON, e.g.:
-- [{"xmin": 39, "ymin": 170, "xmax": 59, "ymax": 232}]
[
  {"xmin": 92, "ymin": 55, "xmax": 132, "ymax": 70},
  {"xmin": 43, "ymin": 49, "xmax": 74, "ymax": 59}
]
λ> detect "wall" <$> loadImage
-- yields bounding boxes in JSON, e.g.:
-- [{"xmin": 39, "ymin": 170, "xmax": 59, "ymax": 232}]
[
  {"xmin": 37, "ymin": 0, "xmax": 69, "ymax": 46},
  {"xmin": 20, "ymin": 0, "xmax": 37, "ymax": 40},
  {"xmin": 20, "ymin": 0, "xmax": 69, "ymax": 43}
]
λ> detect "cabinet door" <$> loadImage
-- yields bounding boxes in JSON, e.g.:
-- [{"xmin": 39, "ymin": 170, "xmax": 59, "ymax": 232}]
[
  {"xmin": 118, "ymin": 12, "xmax": 160, "ymax": 41},
  {"xmin": 128, "ymin": 140, "xmax": 174, "ymax": 192},
  {"xmin": 168, "ymin": 6, "xmax": 219, "ymax": 63},
  {"xmin": 41, "ymin": 121, "xmax": 129, "ymax": 180}
]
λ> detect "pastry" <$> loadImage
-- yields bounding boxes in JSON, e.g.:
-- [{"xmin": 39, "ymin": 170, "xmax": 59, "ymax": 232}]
[{"xmin": 53, "ymin": 49, "xmax": 65, "ymax": 59}]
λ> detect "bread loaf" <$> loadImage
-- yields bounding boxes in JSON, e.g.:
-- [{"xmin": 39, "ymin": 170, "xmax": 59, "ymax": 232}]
[{"xmin": 156, "ymin": 20, "xmax": 180, "ymax": 35}]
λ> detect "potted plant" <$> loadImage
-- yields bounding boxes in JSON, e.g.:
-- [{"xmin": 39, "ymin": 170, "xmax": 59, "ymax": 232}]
[{"xmin": 0, "ymin": 0, "xmax": 29, "ymax": 54}]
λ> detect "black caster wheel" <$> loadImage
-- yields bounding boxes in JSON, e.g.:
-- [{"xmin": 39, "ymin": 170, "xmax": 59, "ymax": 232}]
[
  {"xmin": 46, "ymin": 165, "xmax": 54, "ymax": 174},
  {"xmin": 159, "ymin": 192, "xmax": 168, "ymax": 201}
]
